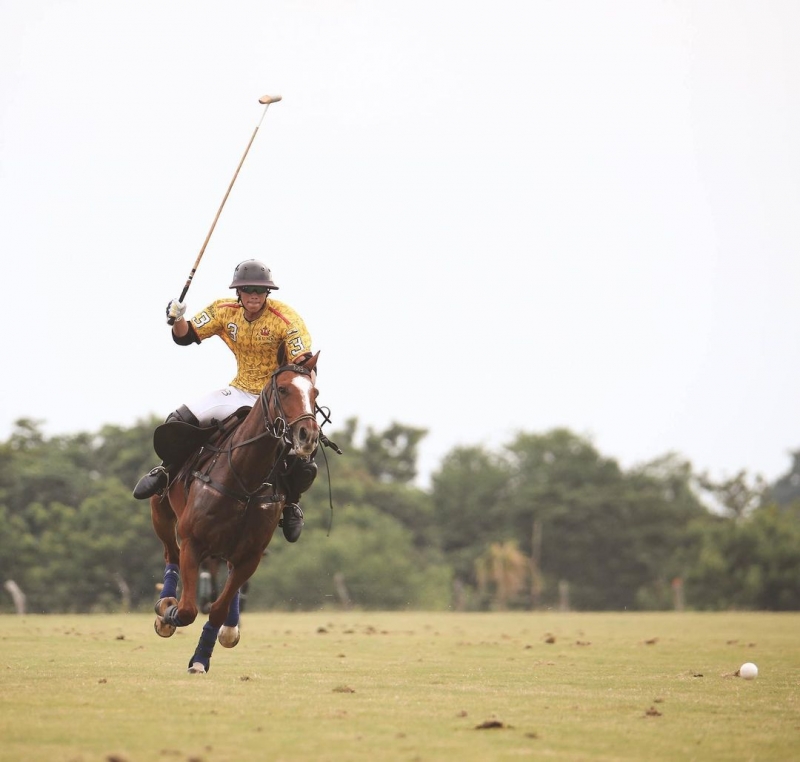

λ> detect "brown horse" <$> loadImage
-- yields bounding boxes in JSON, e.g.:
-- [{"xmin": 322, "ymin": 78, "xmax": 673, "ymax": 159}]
[{"xmin": 150, "ymin": 353, "xmax": 320, "ymax": 673}]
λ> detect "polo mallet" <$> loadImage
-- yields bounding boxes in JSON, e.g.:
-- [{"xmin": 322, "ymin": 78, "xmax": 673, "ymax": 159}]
[{"xmin": 167, "ymin": 94, "xmax": 282, "ymax": 325}]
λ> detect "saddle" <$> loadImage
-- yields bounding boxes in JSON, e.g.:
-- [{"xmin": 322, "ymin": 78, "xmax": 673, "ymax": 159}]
[
  {"xmin": 154, "ymin": 407, "xmax": 252, "ymax": 466},
  {"xmin": 167, "ymin": 406, "xmax": 286, "ymax": 502}
]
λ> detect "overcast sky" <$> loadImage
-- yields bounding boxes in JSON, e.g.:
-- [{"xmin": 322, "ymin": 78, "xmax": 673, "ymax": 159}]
[{"xmin": 2, "ymin": 0, "xmax": 798, "ymax": 487}]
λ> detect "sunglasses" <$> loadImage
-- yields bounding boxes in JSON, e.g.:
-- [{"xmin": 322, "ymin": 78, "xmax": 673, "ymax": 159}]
[{"xmin": 239, "ymin": 286, "xmax": 269, "ymax": 295}]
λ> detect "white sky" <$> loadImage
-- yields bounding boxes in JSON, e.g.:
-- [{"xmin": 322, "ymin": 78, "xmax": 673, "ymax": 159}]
[{"xmin": 1, "ymin": 0, "xmax": 798, "ymax": 488}]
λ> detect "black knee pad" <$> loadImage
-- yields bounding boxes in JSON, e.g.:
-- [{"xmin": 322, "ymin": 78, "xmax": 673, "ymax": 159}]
[{"xmin": 290, "ymin": 459, "xmax": 318, "ymax": 493}]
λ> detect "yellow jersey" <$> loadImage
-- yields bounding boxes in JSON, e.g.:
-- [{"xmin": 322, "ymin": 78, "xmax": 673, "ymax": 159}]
[{"xmin": 188, "ymin": 298, "xmax": 312, "ymax": 394}]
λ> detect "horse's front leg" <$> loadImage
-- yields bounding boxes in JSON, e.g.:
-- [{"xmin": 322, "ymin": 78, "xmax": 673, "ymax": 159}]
[
  {"xmin": 185, "ymin": 585, "xmax": 241, "ymax": 674},
  {"xmin": 153, "ymin": 563, "xmax": 181, "ymax": 638},
  {"xmin": 175, "ymin": 539, "xmax": 202, "ymax": 625},
  {"xmin": 217, "ymin": 589, "xmax": 242, "ymax": 648},
  {"xmin": 186, "ymin": 561, "xmax": 257, "ymax": 674},
  {"xmin": 187, "ymin": 621, "xmax": 221, "ymax": 674},
  {"xmin": 207, "ymin": 555, "xmax": 260, "ymax": 630},
  {"xmin": 158, "ymin": 540, "xmax": 202, "ymax": 630},
  {"xmin": 151, "ymin": 493, "xmax": 182, "ymax": 638},
  {"xmin": 217, "ymin": 563, "xmax": 242, "ymax": 649}
]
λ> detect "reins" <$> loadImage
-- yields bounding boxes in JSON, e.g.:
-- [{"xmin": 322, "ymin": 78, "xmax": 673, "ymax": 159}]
[
  {"xmin": 191, "ymin": 362, "xmax": 343, "ymax": 526},
  {"xmin": 314, "ymin": 403, "xmax": 342, "ymax": 535},
  {"xmin": 193, "ymin": 364, "xmax": 315, "ymax": 504}
]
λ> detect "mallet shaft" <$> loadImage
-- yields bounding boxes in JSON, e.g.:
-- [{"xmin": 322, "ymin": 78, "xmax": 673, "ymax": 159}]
[{"xmin": 168, "ymin": 94, "xmax": 282, "ymax": 322}]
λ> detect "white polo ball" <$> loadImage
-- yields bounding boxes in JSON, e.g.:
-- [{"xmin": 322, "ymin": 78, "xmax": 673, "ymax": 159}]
[{"xmin": 739, "ymin": 662, "xmax": 758, "ymax": 680}]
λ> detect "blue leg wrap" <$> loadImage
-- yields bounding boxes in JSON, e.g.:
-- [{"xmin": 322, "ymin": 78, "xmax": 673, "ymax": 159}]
[
  {"xmin": 224, "ymin": 590, "xmax": 241, "ymax": 628},
  {"xmin": 161, "ymin": 564, "xmax": 180, "ymax": 599},
  {"xmin": 162, "ymin": 604, "xmax": 186, "ymax": 628},
  {"xmin": 189, "ymin": 621, "xmax": 219, "ymax": 672}
]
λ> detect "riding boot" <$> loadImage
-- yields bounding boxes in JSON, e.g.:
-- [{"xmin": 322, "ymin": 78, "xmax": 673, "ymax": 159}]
[
  {"xmin": 278, "ymin": 457, "xmax": 318, "ymax": 542},
  {"xmin": 132, "ymin": 462, "xmax": 171, "ymax": 499},
  {"xmin": 280, "ymin": 503, "xmax": 304, "ymax": 543}
]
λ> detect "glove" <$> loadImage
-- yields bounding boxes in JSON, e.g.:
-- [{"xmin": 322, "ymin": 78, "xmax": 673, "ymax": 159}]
[{"xmin": 166, "ymin": 299, "xmax": 186, "ymax": 321}]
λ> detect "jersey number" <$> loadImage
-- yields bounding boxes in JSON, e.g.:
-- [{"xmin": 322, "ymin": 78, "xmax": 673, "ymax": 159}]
[{"xmin": 288, "ymin": 337, "xmax": 306, "ymax": 356}]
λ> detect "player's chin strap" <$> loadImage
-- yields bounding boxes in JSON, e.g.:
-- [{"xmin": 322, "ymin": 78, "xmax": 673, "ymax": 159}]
[{"xmin": 316, "ymin": 404, "xmax": 342, "ymax": 535}]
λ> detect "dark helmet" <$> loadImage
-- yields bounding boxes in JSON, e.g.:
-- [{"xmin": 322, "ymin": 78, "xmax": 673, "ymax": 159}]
[{"xmin": 229, "ymin": 259, "xmax": 279, "ymax": 290}]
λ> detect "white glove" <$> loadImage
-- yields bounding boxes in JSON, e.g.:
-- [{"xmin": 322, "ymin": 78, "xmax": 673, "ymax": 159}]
[{"xmin": 166, "ymin": 299, "xmax": 186, "ymax": 321}]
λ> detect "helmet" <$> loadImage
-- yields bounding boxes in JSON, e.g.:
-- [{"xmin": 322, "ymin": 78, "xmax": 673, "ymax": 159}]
[{"xmin": 229, "ymin": 259, "xmax": 279, "ymax": 290}]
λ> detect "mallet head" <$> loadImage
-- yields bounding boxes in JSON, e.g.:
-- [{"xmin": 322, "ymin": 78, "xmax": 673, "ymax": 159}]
[{"xmin": 259, "ymin": 94, "xmax": 282, "ymax": 105}]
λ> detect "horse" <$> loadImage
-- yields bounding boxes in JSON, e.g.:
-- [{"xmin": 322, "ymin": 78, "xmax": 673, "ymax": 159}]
[{"xmin": 149, "ymin": 353, "xmax": 320, "ymax": 673}]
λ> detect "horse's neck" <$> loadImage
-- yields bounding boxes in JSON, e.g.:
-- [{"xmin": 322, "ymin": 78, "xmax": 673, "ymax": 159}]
[
  {"xmin": 198, "ymin": 408, "xmax": 283, "ymax": 494},
  {"xmin": 229, "ymin": 407, "xmax": 282, "ymax": 460}
]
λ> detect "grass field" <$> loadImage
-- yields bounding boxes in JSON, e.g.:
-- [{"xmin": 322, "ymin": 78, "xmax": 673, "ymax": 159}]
[{"xmin": 1, "ymin": 611, "xmax": 798, "ymax": 761}]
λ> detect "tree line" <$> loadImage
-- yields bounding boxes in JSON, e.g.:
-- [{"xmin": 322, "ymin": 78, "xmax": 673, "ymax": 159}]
[{"xmin": 1, "ymin": 417, "xmax": 799, "ymax": 613}]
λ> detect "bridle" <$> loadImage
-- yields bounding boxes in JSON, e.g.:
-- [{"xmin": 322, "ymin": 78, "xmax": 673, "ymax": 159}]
[
  {"xmin": 192, "ymin": 363, "xmax": 317, "ymax": 504},
  {"xmin": 259, "ymin": 362, "xmax": 317, "ymax": 441}
]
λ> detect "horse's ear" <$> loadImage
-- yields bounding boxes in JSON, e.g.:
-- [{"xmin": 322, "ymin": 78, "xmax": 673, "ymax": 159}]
[{"xmin": 302, "ymin": 351, "xmax": 320, "ymax": 373}]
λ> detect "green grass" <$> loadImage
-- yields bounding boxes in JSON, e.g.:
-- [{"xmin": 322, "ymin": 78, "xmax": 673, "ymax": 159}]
[{"xmin": 1, "ymin": 611, "xmax": 798, "ymax": 761}]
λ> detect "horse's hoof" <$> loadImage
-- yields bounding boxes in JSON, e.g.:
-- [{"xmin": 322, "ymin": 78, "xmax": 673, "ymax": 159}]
[
  {"xmin": 154, "ymin": 596, "xmax": 178, "ymax": 617},
  {"xmin": 218, "ymin": 625, "xmax": 240, "ymax": 648},
  {"xmin": 154, "ymin": 617, "xmax": 176, "ymax": 638},
  {"xmin": 153, "ymin": 596, "xmax": 179, "ymax": 637},
  {"xmin": 188, "ymin": 662, "xmax": 207, "ymax": 674}
]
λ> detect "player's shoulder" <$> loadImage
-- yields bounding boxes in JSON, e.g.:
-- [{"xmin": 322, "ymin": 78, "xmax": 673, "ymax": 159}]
[
  {"xmin": 267, "ymin": 299, "xmax": 303, "ymax": 324},
  {"xmin": 190, "ymin": 298, "xmax": 241, "ymax": 330},
  {"xmin": 205, "ymin": 298, "xmax": 242, "ymax": 316}
]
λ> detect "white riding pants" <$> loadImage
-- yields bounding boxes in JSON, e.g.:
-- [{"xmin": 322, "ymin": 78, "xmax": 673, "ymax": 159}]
[{"xmin": 185, "ymin": 386, "xmax": 258, "ymax": 427}]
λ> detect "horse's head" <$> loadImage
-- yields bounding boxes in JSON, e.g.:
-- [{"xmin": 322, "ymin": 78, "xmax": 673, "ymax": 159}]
[{"xmin": 264, "ymin": 351, "xmax": 320, "ymax": 459}]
